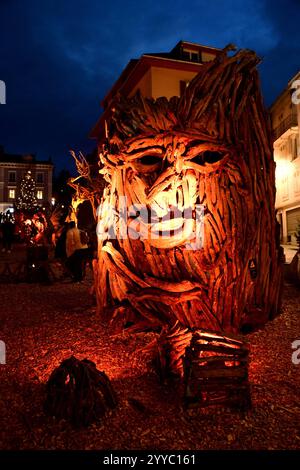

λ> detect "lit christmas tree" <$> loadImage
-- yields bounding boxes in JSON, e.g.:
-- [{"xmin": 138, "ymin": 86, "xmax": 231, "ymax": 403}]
[{"xmin": 17, "ymin": 170, "xmax": 38, "ymax": 211}]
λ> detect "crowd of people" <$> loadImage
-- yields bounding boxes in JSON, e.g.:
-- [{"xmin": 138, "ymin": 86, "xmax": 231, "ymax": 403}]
[{"xmin": 0, "ymin": 209, "xmax": 97, "ymax": 284}]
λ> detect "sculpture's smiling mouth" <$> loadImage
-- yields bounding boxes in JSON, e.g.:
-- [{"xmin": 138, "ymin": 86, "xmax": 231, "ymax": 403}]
[
  {"xmin": 126, "ymin": 176, "xmax": 203, "ymax": 249},
  {"xmin": 98, "ymin": 168, "xmax": 204, "ymax": 250}
]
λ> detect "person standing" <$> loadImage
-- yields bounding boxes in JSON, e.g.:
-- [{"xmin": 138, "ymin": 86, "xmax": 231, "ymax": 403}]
[
  {"xmin": 1, "ymin": 216, "xmax": 14, "ymax": 253},
  {"xmin": 54, "ymin": 222, "xmax": 69, "ymax": 277},
  {"xmin": 65, "ymin": 221, "xmax": 88, "ymax": 282},
  {"xmin": 55, "ymin": 222, "xmax": 69, "ymax": 260}
]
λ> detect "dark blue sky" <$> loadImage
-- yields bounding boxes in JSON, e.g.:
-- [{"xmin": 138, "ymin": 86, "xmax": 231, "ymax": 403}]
[{"xmin": 0, "ymin": 0, "xmax": 299, "ymax": 173}]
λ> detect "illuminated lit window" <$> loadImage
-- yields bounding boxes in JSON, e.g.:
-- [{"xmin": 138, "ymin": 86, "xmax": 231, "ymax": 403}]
[
  {"xmin": 37, "ymin": 190, "xmax": 43, "ymax": 200},
  {"xmin": 9, "ymin": 189, "xmax": 15, "ymax": 199}
]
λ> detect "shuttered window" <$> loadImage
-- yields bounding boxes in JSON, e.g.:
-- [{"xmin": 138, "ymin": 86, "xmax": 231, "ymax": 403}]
[{"xmin": 287, "ymin": 207, "xmax": 300, "ymax": 236}]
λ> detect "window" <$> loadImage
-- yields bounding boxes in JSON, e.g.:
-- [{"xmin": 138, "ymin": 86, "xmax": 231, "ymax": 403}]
[
  {"xmin": 293, "ymin": 137, "xmax": 298, "ymax": 161},
  {"xmin": 282, "ymin": 175, "xmax": 289, "ymax": 201},
  {"xmin": 8, "ymin": 171, "xmax": 16, "ymax": 183},
  {"xmin": 182, "ymin": 49, "xmax": 200, "ymax": 63},
  {"xmin": 36, "ymin": 172, "xmax": 44, "ymax": 183},
  {"xmin": 182, "ymin": 50, "xmax": 190, "ymax": 61},
  {"xmin": 280, "ymin": 143, "xmax": 286, "ymax": 156},
  {"xmin": 289, "ymin": 136, "xmax": 299, "ymax": 161},
  {"xmin": 294, "ymin": 169, "xmax": 300, "ymax": 194},
  {"xmin": 37, "ymin": 190, "xmax": 43, "ymax": 200},
  {"xmin": 191, "ymin": 52, "xmax": 200, "ymax": 62},
  {"xmin": 9, "ymin": 189, "xmax": 15, "ymax": 199}
]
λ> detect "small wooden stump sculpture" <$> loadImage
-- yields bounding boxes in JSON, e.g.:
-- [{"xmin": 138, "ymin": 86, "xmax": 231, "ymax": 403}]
[
  {"xmin": 44, "ymin": 356, "xmax": 117, "ymax": 427},
  {"xmin": 183, "ymin": 330, "xmax": 251, "ymax": 410},
  {"xmin": 155, "ymin": 321, "xmax": 192, "ymax": 381}
]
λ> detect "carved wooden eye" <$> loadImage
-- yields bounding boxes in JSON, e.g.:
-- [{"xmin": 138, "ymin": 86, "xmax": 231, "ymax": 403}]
[
  {"xmin": 191, "ymin": 150, "xmax": 224, "ymax": 166},
  {"xmin": 138, "ymin": 155, "xmax": 162, "ymax": 166},
  {"xmin": 132, "ymin": 154, "xmax": 163, "ymax": 174}
]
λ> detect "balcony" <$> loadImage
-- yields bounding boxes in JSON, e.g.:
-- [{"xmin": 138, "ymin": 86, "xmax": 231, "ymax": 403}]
[{"xmin": 273, "ymin": 113, "xmax": 298, "ymax": 141}]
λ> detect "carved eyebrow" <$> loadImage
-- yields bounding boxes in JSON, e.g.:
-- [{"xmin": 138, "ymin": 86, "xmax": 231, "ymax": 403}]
[
  {"xmin": 123, "ymin": 146, "xmax": 164, "ymax": 161},
  {"xmin": 184, "ymin": 142, "xmax": 229, "ymax": 159}
]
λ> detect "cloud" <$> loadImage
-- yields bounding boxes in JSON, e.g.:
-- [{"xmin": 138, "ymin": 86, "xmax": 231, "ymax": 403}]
[{"xmin": 0, "ymin": 0, "xmax": 299, "ymax": 170}]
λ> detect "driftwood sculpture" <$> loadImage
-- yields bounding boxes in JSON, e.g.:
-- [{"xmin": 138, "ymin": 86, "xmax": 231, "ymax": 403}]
[
  {"xmin": 93, "ymin": 47, "xmax": 282, "ymax": 375},
  {"xmin": 69, "ymin": 150, "xmax": 104, "ymax": 221}
]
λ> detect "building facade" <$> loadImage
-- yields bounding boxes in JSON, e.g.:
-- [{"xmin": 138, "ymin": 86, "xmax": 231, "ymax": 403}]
[
  {"xmin": 90, "ymin": 41, "xmax": 221, "ymax": 144},
  {"xmin": 270, "ymin": 72, "xmax": 300, "ymax": 244},
  {"xmin": 0, "ymin": 146, "xmax": 53, "ymax": 213}
]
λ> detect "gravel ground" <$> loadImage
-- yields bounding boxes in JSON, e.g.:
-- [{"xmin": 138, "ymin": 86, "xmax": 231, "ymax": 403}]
[{"xmin": 0, "ymin": 277, "xmax": 299, "ymax": 450}]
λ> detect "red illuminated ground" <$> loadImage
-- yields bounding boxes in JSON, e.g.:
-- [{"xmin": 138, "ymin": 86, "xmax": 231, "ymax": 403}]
[{"xmin": 0, "ymin": 275, "xmax": 299, "ymax": 450}]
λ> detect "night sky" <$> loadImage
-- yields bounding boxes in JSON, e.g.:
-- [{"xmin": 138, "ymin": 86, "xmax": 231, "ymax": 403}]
[{"xmin": 0, "ymin": 0, "xmax": 299, "ymax": 172}]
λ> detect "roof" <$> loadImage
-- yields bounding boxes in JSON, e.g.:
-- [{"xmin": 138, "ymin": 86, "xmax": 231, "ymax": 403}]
[
  {"xmin": 101, "ymin": 40, "xmax": 221, "ymax": 108},
  {"xmin": 0, "ymin": 147, "xmax": 53, "ymax": 165},
  {"xmin": 145, "ymin": 40, "xmax": 220, "ymax": 60},
  {"xmin": 269, "ymin": 69, "xmax": 300, "ymax": 112},
  {"xmin": 90, "ymin": 40, "xmax": 221, "ymax": 139}
]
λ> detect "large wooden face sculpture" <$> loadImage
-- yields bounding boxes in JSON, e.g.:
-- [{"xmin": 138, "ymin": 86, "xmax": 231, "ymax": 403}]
[{"xmin": 95, "ymin": 49, "xmax": 282, "ymax": 334}]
